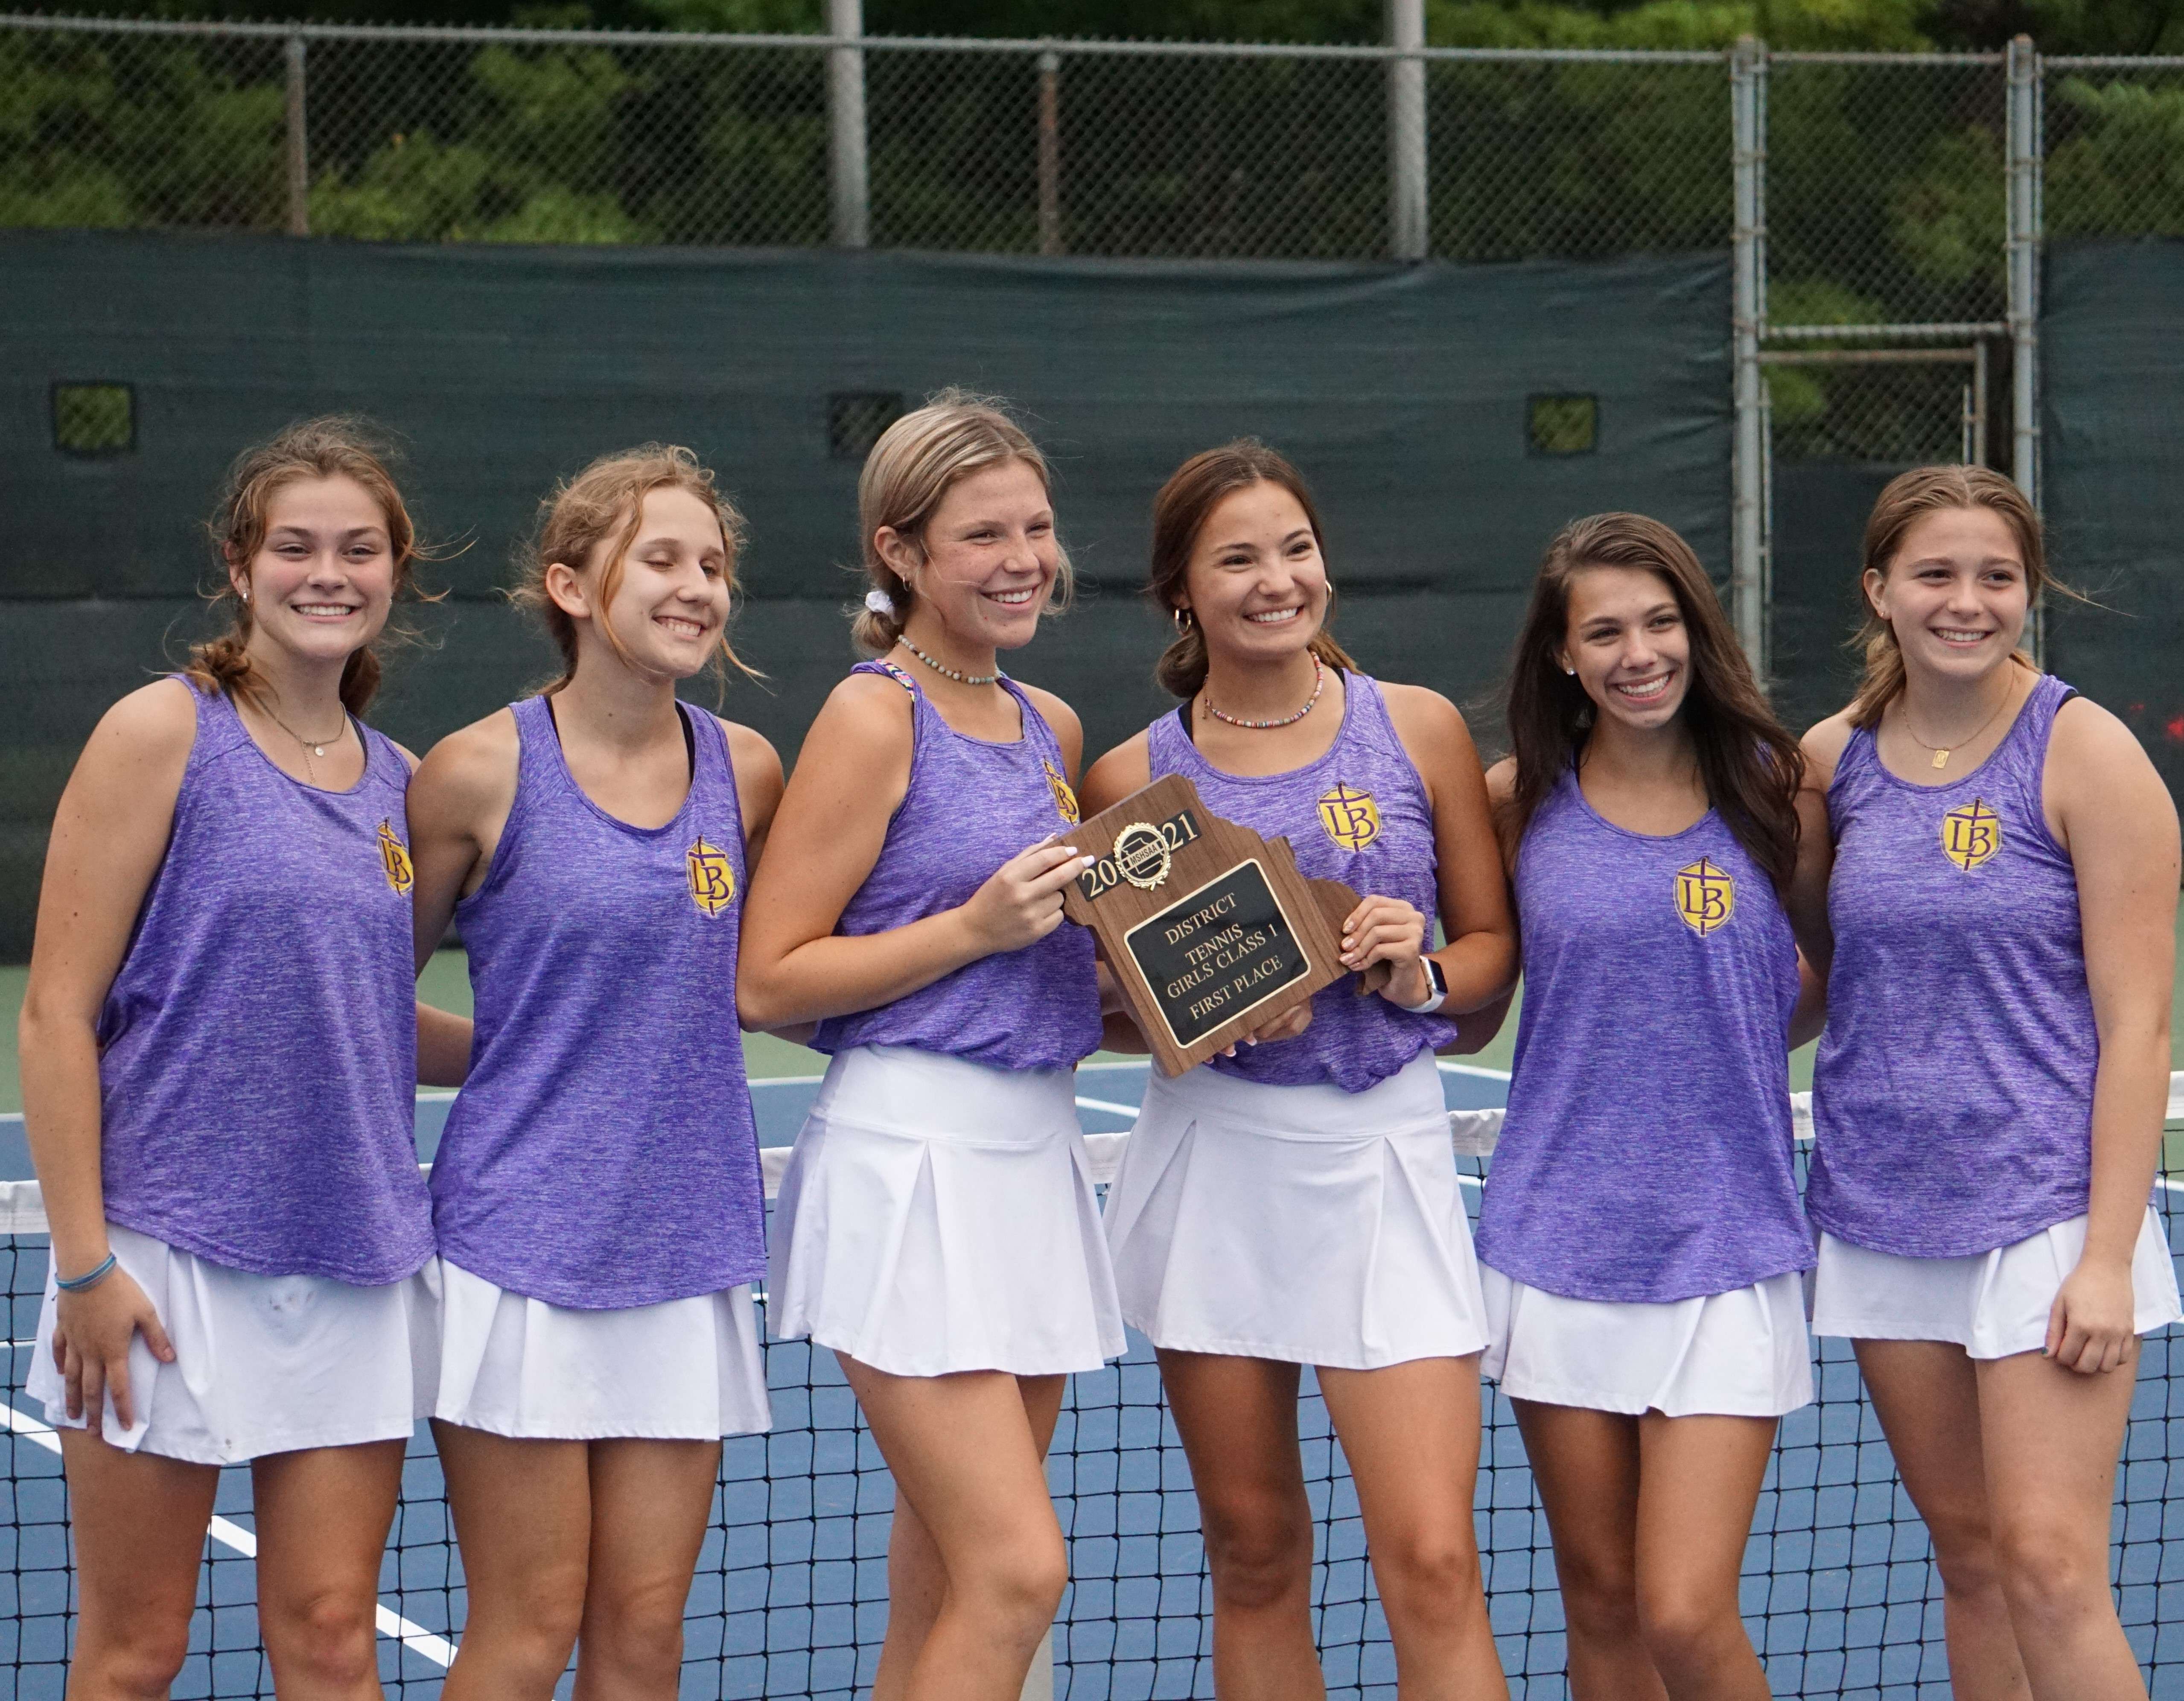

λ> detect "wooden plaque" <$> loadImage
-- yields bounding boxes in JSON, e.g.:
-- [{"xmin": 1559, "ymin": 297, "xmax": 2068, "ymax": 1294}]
[{"xmin": 1059, "ymin": 773, "xmax": 1380, "ymax": 1077}]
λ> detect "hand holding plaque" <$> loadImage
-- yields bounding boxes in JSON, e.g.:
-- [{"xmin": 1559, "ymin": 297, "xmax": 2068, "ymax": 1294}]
[{"xmin": 1059, "ymin": 773, "xmax": 1389, "ymax": 1077}]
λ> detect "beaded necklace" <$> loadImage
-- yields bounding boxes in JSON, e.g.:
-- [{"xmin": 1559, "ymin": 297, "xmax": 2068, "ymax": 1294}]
[
  {"xmin": 901, "ymin": 639, "xmax": 1001, "ymax": 688},
  {"xmin": 1201, "ymin": 655, "xmax": 1324, "ymax": 730}
]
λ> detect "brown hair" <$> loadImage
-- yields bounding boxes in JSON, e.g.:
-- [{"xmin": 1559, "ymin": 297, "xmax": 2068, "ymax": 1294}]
[
  {"xmin": 1147, "ymin": 440, "xmax": 1358, "ymax": 698},
  {"xmin": 188, "ymin": 415, "xmax": 430, "ymax": 716},
  {"xmin": 1500, "ymin": 512, "xmax": 1805, "ymax": 888},
  {"xmin": 850, "ymin": 389, "xmax": 1072, "ymax": 656},
  {"xmin": 514, "ymin": 443, "xmax": 757, "ymax": 694},
  {"xmin": 1848, "ymin": 465, "xmax": 2060, "ymax": 729}
]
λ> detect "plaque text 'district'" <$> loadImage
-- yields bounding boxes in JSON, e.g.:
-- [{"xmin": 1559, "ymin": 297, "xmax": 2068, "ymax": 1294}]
[{"xmin": 1123, "ymin": 859, "xmax": 1314, "ymax": 1050}]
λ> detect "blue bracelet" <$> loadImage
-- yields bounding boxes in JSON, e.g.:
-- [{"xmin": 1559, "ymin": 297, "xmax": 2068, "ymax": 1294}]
[{"xmin": 55, "ymin": 1253, "xmax": 117, "ymax": 1293}]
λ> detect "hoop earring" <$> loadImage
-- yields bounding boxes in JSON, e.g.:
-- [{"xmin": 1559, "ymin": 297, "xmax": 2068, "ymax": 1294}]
[{"xmin": 1172, "ymin": 607, "xmax": 1195, "ymax": 634}]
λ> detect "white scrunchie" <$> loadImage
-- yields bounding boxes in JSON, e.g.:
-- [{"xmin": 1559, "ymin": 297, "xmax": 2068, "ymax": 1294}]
[{"xmin": 864, "ymin": 587, "xmax": 898, "ymax": 618}]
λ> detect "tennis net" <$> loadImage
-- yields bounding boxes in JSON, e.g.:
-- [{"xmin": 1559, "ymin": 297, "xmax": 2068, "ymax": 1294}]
[{"xmin": 2, "ymin": 1097, "xmax": 2181, "ymax": 1700}]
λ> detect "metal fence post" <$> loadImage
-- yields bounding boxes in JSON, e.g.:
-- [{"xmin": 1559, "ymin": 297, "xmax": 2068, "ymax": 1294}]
[
  {"xmin": 1037, "ymin": 48, "xmax": 1062, "ymax": 256},
  {"xmin": 2006, "ymin": 33, "xmax": 2042, "ymax": 659},
  {"xmin": 1387, "ymin": 0, "xmax": 1427, "ymax": 261},
  {"xmin": 283, "ymin": 33, "xmax": 309, "ymax": 236},
  {"xmin": 827, "ymin": 0, "xmax": 869, "ymax": 249},
  {"xmin": 1731, "ymin": 35, "xmax": 1768, "ymax": 671}
]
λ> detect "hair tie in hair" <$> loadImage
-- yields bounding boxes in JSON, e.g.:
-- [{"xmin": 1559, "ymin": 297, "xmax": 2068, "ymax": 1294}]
[{"xmin": 864, "ymin": 587, "xmax": 898, "ymax": 618}]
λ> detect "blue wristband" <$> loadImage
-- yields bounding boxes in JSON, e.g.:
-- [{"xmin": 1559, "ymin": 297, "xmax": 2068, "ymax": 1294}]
[{"xmin": 55, "ymin": 1253, "xmax": 117, "ymax": 1293}]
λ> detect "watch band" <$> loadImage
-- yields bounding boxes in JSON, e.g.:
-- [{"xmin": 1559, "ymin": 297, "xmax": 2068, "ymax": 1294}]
[{"xmin": 1397, "ymin": 956, "xmax": 1448, "ymax": 1014}]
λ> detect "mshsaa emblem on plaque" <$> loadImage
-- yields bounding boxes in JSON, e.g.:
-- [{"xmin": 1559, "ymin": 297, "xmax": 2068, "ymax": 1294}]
[{"xmin": 686, "ymin": 836, "xmax": 738, "ymax": 916}]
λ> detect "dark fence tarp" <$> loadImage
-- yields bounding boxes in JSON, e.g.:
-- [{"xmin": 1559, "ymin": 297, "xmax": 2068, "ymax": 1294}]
[
  {"xmin": 0, "ymin": 230, "xmax": 1731, "ymax": 957},
  {"xmin": 2043, "ymin": 239, "xmax": 2184, "ymax": 803}
]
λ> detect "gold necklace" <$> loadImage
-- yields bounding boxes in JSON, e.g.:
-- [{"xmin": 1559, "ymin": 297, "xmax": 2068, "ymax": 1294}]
[
  {"xmin": 1900, "ymin": 680, "xmax": 2014, "ymax": 770},
  {"xmin": 262, "ymin": 701, "xmax": 348, "ymax": 780}
]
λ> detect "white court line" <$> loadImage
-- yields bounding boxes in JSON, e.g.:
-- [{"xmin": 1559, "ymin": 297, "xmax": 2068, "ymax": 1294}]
[
  {"xmin": 1074, "ymin": 1098, "xmax": 1141, "ymax": 1117},
  {"xmin": 0, "ymin": 1402, "xmax": 457, "ymax": 1668},
  {"xmin": 1437, "ymin": 1062, "xmax": 1513, "ymax": 1082}
]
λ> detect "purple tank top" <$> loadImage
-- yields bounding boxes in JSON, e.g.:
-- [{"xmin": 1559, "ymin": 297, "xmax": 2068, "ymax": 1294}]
[
  {"xmin": 1147, "ymin": 671, "xmax": 1454, "ymax": 1092},
  {"xmin": 1476, "ymin": 772, "xmax": 1808, "ymax": 1302},
  {"xmin": 429, "ymin": 697, "xmax": 766, "ymax": 1308},
  {"xmin": 808, "ymin": 663, "xmax": 1101, "ymax": 1071},
  {"xmin": 1809, "ymin": 672, "xmax": 2099, "ymax": 1258},
  {"xmin": 96, "ymin": 681, "xmax": 432, "ymax": 1284}
]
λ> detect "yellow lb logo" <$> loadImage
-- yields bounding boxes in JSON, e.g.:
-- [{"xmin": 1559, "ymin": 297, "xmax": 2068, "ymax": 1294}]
[
  {"xmin": 1045, "ymin": 761, "xmax": 1080, "ymax": 826},
  {"xmin": 1317, "ymin": 783, "xmax": 1381, "ymax": 852},
  {"xmin": 1941, "ymin": 798, "xmax": 2003, "ymax": 872},
  {"xmin": 376, "ymin": 820, "xmax": 414, "ymax": 895},
  {"xmin": 1674, "ymin": 856, "xmax": 1735, "ymax": 936},
  {"xmin": 686, "ymin": 835, "xmax": 738, "ymax": 916}
]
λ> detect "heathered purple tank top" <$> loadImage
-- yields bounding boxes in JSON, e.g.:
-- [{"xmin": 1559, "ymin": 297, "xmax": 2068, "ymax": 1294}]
[
  {"xmin": 429, "ymin": 696, "xmax": 766, "ymax": 1309},
  {"xmin": 96, "ymin": 680, "xmax": 432, "ymax": 1284},
  {"xmin": 1809, "ymin": 672, "xmax": 2099, "ymax": 1258},
  {"xmin": 1476, "ymin": 772, "xmax": 1808, "ymax": 1302},
  {"xmin": 808, "ymin": 662, "xmax": 1101, "ymax": 1071},
  {"xmin": 1147, "ymin": 671, "xmax": 1454, "ymax": 1092}
]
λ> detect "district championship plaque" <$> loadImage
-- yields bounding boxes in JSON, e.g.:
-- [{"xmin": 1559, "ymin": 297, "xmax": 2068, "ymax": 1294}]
[{"xmin": 1059, "ymin": 773, "xmax": 1383, "ymax": 1077}]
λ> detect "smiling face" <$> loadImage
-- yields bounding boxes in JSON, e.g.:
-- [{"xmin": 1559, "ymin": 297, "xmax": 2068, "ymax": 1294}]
[
  {"xmin": 554, "ymin": 484, "xmax": 733, "ymax": 683},
  {"xmin": 1560, "ymin": 564, "xmax": 1693, "ymax": 732},
  {"xmin": 1865, "ymin": 504, "xmax": 2029, "ymax": 686},
  {"xmin": 1177, "ymin": 481, "xmax": 1329, "ymax": 667},
  {"xmin": 229, "ymin": 475, "xmax": 397, "ymax": 668},
  {"xmin": 883, "ymin": 458, "xmax": 1058, "ymax": 653}
]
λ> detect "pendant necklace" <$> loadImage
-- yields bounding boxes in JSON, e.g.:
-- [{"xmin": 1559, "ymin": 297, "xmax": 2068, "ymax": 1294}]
[
  {"xmin": 264, "ymin": 702, "xmax": 347, "ymax": 780},
  {"xmin": 901, "ymin": 639, "xmax": 1001, "ymax": 688},
  {"xmin": 1901, "ymin": 680, "xmax": 2013, "ymax": 770},
  {"xmin": 1202, "ymin": 655, "xmax": 1324, "ymax": 730}
]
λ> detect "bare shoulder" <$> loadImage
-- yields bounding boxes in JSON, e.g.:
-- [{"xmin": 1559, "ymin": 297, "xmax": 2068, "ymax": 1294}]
[
  {"xmin": 413, "ymin": 706, "xmax": 521, "ymax": 813},
  {"xmin": 1484, "ymin": 755, "xmax": 1519, "ymax": 806},
  {"xmin": 389, "ymin": 739, "xmax": 422, "ymax": 773},
  {"xmin": 1081, "ymin": 730, "xmax": 1154, "ymax": 815},
  {"xmin": 716, "ymin": 716, "xmax": 784, "ymax": 786},
  {"xmin": 816, "ymin": 667, "xmax": 917, "ymax": 741},
  {"xmin": 92, "ymin": 676, "xmax": 201, "ymax": 763},
  {"xmin": 1018, "ymin": 682, "xmax": 1082, "ymax": 749},
  {"xmin": 1801, "ymin": 710, "xmax": 1858, "ymax": 788},
  {"xmin": 1379, "ymin": 680, "xmax": 1470, "ymax": 738},
  {"xmin": 2051, "ymin": 694, "xmax": 2173, "ymax": 804}
]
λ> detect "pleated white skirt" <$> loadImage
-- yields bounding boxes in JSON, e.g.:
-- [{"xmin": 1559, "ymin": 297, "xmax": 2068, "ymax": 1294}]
[
  {"xmin": 768, "ymin": 1045, "xmax": 1125, "ymax": 1377},
  {"xmin": 28, "ymin": 1223, "xmax": 438, "ymax": 1466},
  {"xmin": 1811, "ymin": 1207, "xmax": 2181, "ymax": 1360},
  {"xmin": 432, "ymin": 1261, "xmax": 770, "ymax": 1440},
  {"xmin": 1481, "ymin": 1267, "xmax": 1813, "ymax": 1417},
  {"xmin": 1105, "ymin": 1050, "xmax": 1488, "ymax": 1370}
]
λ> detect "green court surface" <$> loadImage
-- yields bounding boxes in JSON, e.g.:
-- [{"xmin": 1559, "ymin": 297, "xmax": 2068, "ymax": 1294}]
[{"xmin": 3, "ymin": 923, "xmax": 2181, "ymax": 1117}]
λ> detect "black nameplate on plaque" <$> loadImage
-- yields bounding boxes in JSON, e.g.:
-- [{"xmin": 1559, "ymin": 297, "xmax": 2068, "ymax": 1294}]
[{"xmin": 1122, "ymin": 859, "xmax": 1315, "ymax": 1051}]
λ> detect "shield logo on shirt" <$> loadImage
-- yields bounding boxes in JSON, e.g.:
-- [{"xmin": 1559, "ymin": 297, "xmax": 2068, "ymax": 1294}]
[
  {"xmin": 1940, "ymin": 798, "xmax": 2003, "ymax": 872},
  {"xmin": 1674, "ymin": 857, "xmax": 1735, "ymax": 936},
  {"xmin": 376, "ymin": 820, "xmax": 414, "ymax": 895},
  {"xmin": 1317, "ymin": 784, "xmax": 1381, "ymax": 852},
  {"xmin": 687, "ymin": 836, "xmax": 738, "ymax": 916}
]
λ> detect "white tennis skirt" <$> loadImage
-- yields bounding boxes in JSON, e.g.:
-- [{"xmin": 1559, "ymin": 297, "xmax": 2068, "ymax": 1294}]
[
  {"xmin": 1105, "ymin": 1050, "xmax": 1488, "ymax": 1370},
  {"xmin": 27, "ymin": 1223, "xmax": 438, "ymax": 1467},
  {"xmin": 432, "ymin": 1261, "xmax": 769, "ymax": 1441},
  {"xmin": 768, "ymin": 1045, "xmax": 1125, "ymax": 1378},
  {"xmin": 1811, "ymin": 1206, "xmax": 2182, "ymax": 1360},
  {"xmin": 1481, "ymin": 1266, "xmax": 1814, "ymax": 1418}
]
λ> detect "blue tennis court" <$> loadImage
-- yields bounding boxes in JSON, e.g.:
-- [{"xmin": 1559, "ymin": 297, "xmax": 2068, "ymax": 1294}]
[{"xmin": 1, "ymin": 1063, "xmax": 2180, "ymax": 1699}]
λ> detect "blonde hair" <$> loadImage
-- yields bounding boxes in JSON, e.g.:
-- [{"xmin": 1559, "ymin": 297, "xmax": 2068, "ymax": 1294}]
[
  {"xmin": 514, "ymin": 444, "xmax": 758, "ymax": 694},
  {"xmin": 1848, "ymin": 465, "xmax": 2064, "ymax": 728},
  {"xmin": 189, "ymin": 415, "xmax": 432, "ymax": 715},
  {"xmin": 849, "ymin": 389, "xmax": 1072, "ymax": 655}
]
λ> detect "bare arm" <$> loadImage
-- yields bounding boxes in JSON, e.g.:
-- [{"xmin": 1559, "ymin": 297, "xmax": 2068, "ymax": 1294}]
[
  {"xmin": 719, "ymin": 718, "xmax": 808, "ymax": 1040},
  {"xmin": 405, "ymin": 712, "xmax": 519, "ymax": 977},
  {"xmin": 1382, "ymin": 685, "xmax": 1520, "ymax": 1014},
  {"xmin": 2044, "ymin": 698, "xmax": 2180, "ymax": 1374},
  {"xmin": 391, "ymin": 738, "xmax": 475, "ymax": 1086},
  {"xmin": 19, "ymin": 680, "xmax": 198, "ymax": 1424},
  {"xmin": 1787, "ymin": 715, "xmax": 1850, "ymax": 983},
  {"xmin": 736, "ymin": 677, "xmax": 1091, "ymax": 1030},
  {"xmin": 1438, "ymin": 756, "xmax": 1523, "ymax": 1055}
]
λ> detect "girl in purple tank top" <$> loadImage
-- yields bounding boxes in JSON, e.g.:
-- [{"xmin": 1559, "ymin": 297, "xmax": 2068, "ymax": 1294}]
[
  {"xmin": 404, "ymin": 446, "xmax": 784, "ymax": 1699},
  {"xmin": 1802, "ymin": 467, "xmax": 2179, "ymax": 1701},
  {"xmin": 739, "ymin": 394, "xmax": 1115, "ymax": 1701},
  {"xmin": 1083, "ymin": 441, "xmax": 1518, "ymax": 1695},
  {"xmin": 1470, "ymin": 514, "xmax": 1829, "ymax": 1698},
  {"xmin": 20, "ymin": 420, "xmax": 463, "ymax": 1695}
]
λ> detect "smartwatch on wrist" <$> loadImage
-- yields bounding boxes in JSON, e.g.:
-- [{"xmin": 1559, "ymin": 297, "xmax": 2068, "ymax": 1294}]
[{"xmin": 1397, "ymin": 956, "xmax": 1448, "ymax": 1015}]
